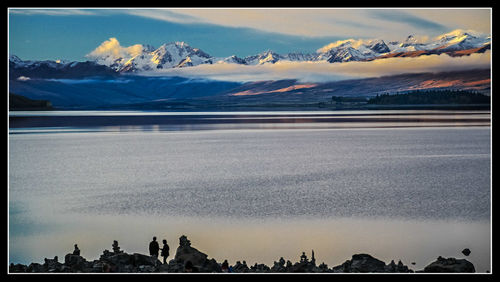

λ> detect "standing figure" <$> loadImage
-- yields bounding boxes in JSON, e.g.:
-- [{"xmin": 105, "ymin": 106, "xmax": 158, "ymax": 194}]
[
  {"xmin": 161, "ymin": 239, "xmax": 170, "ymax": 264},
  {"xmin": 149, "ymin": 236, "xmax": 160, "ymax": 264}
]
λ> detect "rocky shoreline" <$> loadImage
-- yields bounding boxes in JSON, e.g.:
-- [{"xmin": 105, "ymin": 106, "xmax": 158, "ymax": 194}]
[{"xmin": 9, "ymin": 235, "xmax": 477, "ymax": 274}]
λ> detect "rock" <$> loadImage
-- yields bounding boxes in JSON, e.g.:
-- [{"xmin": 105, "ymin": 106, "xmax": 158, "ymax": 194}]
[
  {"xmin": 64, "ymin": 253, "xmax": 88, "ymax": 271},
  {"xmin": 112, "ymin": 240, "xmax": 122, "ymax": 254},
  {"xmin": 318, "ymin": 262, "xmax": 330, "ymax": 273},
  {"xmin": 132, "ymin": 253, "xmax": 159, "ymax": 267},
  {"xmin": 43, "ymin": 256, "xmax": 63, "ymax": 272},
  {"xmin": 199, "ymin": 258, "xmax": 221, "ymax": 273},
  {"xmin": 26, "ymin": 263, "xmax": 44, "ymax": 273},
  {"xmin": 138, "ymin": 265, "xmax": 157, "ymax": 273},
  {"xmin": 346, "ymin": 254, "xmax": 387, "ymax": 273},
  {"xmin": 232, "ymin": 261, "xmax": 250, "ymax": 273},
  {"xmin": 174, "ymin": 235, "xmax": 209, "ymax": 268},
  {"xmin": 422, "ymin": 256, "xmax": 475, "ymax": 273},
  {"xmin": 462, "ymin": 248, "xmax": 471, "ymax": 256},
  {"xmin": 158, "ymin": 263, "xmax": 171, "ymax": 272},
  {"xmin": 105, "ymin": 252, "xmax": 132, "ymax": 266},
  {"xmin": 165, "ymin": 260, "xmax": 185, "ymax": 273},
  {"xmin": 91, "ymin": 261, "xmax": 104, "ymax": 273},
  {"xmin": 396, "ymin": 260, "xmax": 412, "ymax": 273},
  {"xmin": 271, "ymin": 257, "xmax": 287, "ymax": 272},
  {"xmin": 9, "ymin": 263, "xmax": 27, "ymax": 273},
  {"xmin": 99, "ymin": 249, "xmax": 113, "ymax": 260},
  {"xmin": 249, "ymin": 263, "xmax": 271, "ymax": 273}
]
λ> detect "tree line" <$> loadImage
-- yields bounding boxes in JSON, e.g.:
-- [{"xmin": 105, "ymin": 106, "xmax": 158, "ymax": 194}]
[{"xmin": 365, "ymin": 90, "xmax": 490, "ymax": 105}]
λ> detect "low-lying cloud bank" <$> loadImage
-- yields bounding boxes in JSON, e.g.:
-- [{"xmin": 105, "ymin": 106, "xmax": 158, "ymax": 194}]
[{"xmin": 138, "ymin": 51, "xmax": 491, "ymax": 83}]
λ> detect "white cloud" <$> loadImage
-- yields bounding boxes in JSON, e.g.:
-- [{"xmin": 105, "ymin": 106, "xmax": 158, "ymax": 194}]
[
  {"xmin": 9, "ymin": 8, "xmax": 96, "ymax": 16},
  {"xmin": 86, "ymin": 38, "xmax": 144, "ymax": 63},
  {"xmin": 16, "ymin": 76, "xmax": 30, "ymax": 81},
  {"xmin": 121, "ymin": 8, "xmax": 490, "ymax": 40},
  {"xmin": 137, "ymin": 51, "xmax": 491, "ymax": 83}
]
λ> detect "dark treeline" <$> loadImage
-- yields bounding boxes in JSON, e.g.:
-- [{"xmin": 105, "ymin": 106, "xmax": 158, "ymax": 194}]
[
  {"xmin": 366, "ymin": 90, "xmax": 490, "ymax": 105},
  {"xmin": 9, "ymin": 93, "xmax": 53, "ymax": 110}
]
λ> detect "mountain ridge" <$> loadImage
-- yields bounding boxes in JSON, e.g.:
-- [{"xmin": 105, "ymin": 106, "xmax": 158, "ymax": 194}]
[{"xmin": 79, "ymin": 29, "xmax": 490, "ymax": 73}]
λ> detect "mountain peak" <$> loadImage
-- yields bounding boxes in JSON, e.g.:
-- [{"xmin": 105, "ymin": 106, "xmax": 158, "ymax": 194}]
[
  {"xmin": 9, "ymin": 54, "xmax": 23, "ymax": 63},
  {"xmin": 80, "ymin": 29, "xmax": 490, "ymax": 72}
]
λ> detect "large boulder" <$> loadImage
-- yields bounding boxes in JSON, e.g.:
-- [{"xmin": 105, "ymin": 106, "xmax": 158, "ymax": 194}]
[
  {"xmin": 43, "ymin": 256, "xmax": 63, "ymax": 272},
  {"xmin": 386, "ymin": 259, "xmax": 413, "ymax": 273},
  {"xmin": 64, "ymin": 253, "xmax": 88, "ymax": 271},
  {"xmin": 26, "ymin": 263, "xmax": 44, "ymax": 273},
  {"xmin": 333, "ymin": 254, "xmax": 387, "ymax": 273},
  {"xmin": 132, "ymin": 253, "xmax": 159, "ymax": 267},
  {"xmin": 9, "ymin": 263, "xmax": 27, "ymax": 273},
  {"xmin": 105, "ymin": 252, "xmax": 133, "ymax": 266},
  {"xmin": 249, "ymin": 263, "xmax": 271, "ymax": 273},
  {"xmin": 199, "ymin": 258, "xmax": 221, "ymax": 273},
  {"xmin": 173, "ymin": 235, "xmax": 209, "ymax": 268},
  {"xmin": 232, "ymin": 261, "xmax": 250, "ymax": 273},
  {"xmin": 422, "ymin": 256, "xmax": 475, "ymax": 273}
]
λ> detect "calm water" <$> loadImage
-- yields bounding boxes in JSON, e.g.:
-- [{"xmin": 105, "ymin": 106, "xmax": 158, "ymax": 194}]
[{"xmin": 8, "ymin": 111, "xmax": 491, "ymax": 272}]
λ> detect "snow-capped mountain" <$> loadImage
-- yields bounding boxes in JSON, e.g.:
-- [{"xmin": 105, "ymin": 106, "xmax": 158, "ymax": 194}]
[
  {"xmin": 242, "ymin": 50, "xmax": 285, "ymax": 65},
  {"xmin": 314, "ymin": 39, "xmax": 392, "ymax": 62},
  {"xmin": 11, "ymin": 29, "xmax": 491, "ymax": 77},
  {"xmin": 9, "ymin": 55, "xmax": 118, "ymax": 79},
  {"xmin": 434, "ymin": 30, "xmax": 490, "ymax": 52},
  {"xmin": 86, "ymin": 41, "xmax": 214, "ymax": 73}
]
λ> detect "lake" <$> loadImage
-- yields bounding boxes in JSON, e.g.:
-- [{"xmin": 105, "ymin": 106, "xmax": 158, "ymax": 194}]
[{"xmin": 8, "ymin": 110, "xmax": 491, "ymax": 272}]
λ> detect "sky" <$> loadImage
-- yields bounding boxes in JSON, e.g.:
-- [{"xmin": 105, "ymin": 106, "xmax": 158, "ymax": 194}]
[{"xmin": 8, "ymin": 8, "xmax": 491, "ymax": 62}]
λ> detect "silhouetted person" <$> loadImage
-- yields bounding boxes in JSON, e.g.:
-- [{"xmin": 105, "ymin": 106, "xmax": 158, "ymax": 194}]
[
  {"xmin": 73, "ymin": 244, "xmax": 80, "ymax": 256},
  {"xmin": 161, "ymin": 239, "xmax": 170, "ymax": 264},
  {"xmin": 149, "ymin": 236, "xmax": 160, "ymax": 264}
]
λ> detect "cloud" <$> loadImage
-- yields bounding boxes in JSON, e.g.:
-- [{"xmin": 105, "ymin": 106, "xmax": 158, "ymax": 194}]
[
  {"xmin": 316, "ymin": 39, "xmax": 374, "ymax": 53},
  {"xmin": 86, "ymin": 38, "xmax": 144, "ymax": 62},
  {"xmin": 16, "ymin": 76, "xmax": 30, "ymax": 81},
  {"xmin": 137, "ymin": 51, "xmax": 491, "ymax": 83},
  {"xmin": 44, "ymin": 78, "xmax": 132, "ymax": 84},
  {"xmin": 368, "ymin": 10, "xmax": 447, "ymax": 31},
  {"xmin": 124, "ymin": 9, "xmax": 202, "ymax": 24},
  {"xmin": 9, "ymin": 8, "xmax": 96, "ymax": 16},
  {"xmin": 115, "ymin": 9, "xmax": 490, "ymax": 40}
]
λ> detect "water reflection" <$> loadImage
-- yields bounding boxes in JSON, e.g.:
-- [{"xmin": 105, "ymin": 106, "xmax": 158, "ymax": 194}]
[
  {"xmin": 8, "ymin": 110, "xmax": 491, "ymax": 273},
  {"xmin": 9, "ymin": 110, "xmax": 491, "ymax": 134}
]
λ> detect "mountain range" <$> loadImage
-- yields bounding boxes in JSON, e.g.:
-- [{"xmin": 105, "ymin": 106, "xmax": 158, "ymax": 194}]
[
  {"xmin": 80, "ymin": 29, "xmax": 490, "ymax": 73},
  {"xmin": 8, "ymin": 29, "xmax": 491, "ymax": 110},
  {"xmin": 9, "ymin": 29, "xmax": 490, "ymax": 79}
]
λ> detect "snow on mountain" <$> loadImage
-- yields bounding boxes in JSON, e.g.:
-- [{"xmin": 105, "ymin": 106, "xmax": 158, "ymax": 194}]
[
  {"xmin": 216, "ymin": 55, "xmax": 247, "ymax": 65},
  {"xmin": 242, "ymin": 50, "xmax": 285, "ymax": 65},
  {"xmin": 12, "ymin": 29, "xmax": 491, "ymax": 77},
  {"xmin": 9, "ymin": 55, "xmax": 119, "ymax": 79},
  {"xmin": 433, "ymin": 29, "xmax": 490, "ymax": 52},
  {"xmin": 284, "ymin": 52, "xmax": 318, "ymax": 62},
  {"xmin": 86, "ymin": 40, "xmax": 214, "ymax": 72}
]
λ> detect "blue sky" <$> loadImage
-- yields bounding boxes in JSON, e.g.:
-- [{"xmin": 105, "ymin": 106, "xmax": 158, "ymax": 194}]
[{"xmin": 8, "ymin": 8, "xmax": 491, "ymax": 62}]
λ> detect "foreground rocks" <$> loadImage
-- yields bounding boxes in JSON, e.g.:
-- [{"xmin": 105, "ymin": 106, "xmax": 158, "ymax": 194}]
[
  {"xmin": 9, "ymin": 235, "xmax": 475, "ymax": 273},
  {"xmin": 419, "ymin": 256, "xmax": 476, "ymax": 273}
]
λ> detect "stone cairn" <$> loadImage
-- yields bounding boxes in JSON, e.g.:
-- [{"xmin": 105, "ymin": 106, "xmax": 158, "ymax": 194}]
[{"xmin": 9, "ymin": 236, "xmax": 477, "ymax": 273}]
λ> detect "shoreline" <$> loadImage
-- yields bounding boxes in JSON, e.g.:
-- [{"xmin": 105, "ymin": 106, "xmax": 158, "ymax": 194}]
[{"xmin": 9, "ymin": 235, "xmax": 479, "ymax": 274}]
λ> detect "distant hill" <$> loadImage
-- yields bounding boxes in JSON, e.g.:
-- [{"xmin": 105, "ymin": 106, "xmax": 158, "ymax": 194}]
[
  {"xmin": 9, "ymin": 93, "xmax": 53, "ymax": 111},
  {"xmin": 8, "ymin": 69, "xmax": 490, "ymax": 110}
]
